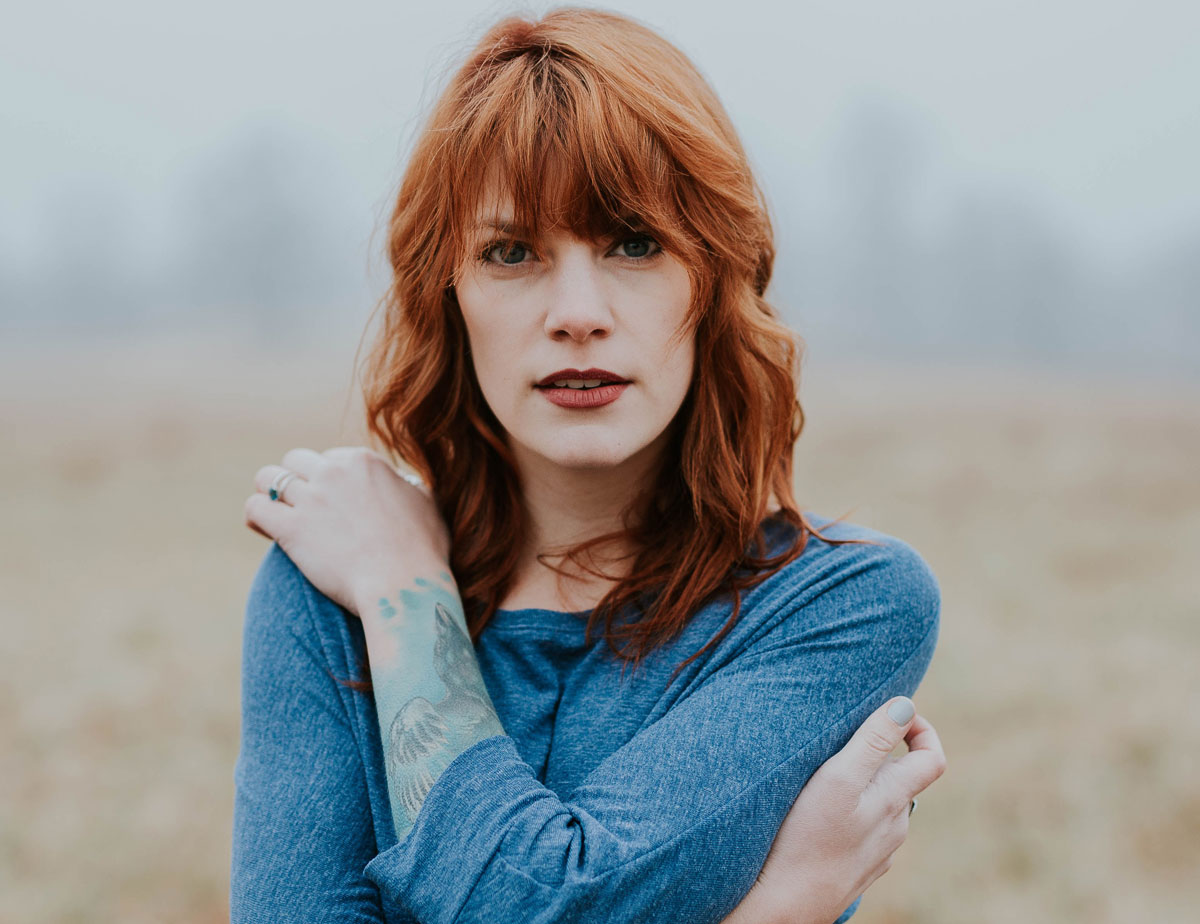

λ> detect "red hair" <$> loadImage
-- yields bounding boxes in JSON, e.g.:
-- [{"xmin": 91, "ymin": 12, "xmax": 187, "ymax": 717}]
[{"xmin": 359, "ymin": 6, "xmax": 848, "ymax": 679}]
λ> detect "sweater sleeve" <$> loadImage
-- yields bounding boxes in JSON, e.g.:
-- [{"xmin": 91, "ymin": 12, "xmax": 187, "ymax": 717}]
[
  {"xmin": 363, "ymin": 537, "xmax": 941, "ymax": 924},
  {"xmin": 232, "ymin": 544, "xmax": 401, "ymax": 923}
]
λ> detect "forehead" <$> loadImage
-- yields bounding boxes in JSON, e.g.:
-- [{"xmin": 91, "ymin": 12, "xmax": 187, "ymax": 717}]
[
  {"xmin": 466, "ymin": 196, "xmax": 645, "ymax": 246},
  {"xmin": 469, "ymin": 185, "xmax": 520, "ymax": 231},
  {"xmin": 465, "ymin": 165, "xmax": 563, "ymax": 235},
  {"xmin": 469, "ymin": 164, "xmax": 510, "ymax": 219},
  {"xmin": 462, "ymin": 155, "xmax": 647, "ymax": 241}
]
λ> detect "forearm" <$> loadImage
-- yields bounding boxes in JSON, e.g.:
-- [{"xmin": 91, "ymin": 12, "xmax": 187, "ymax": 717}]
[
  {"xmin": 720, "ymin": 883, "xmax": 853, "ymax": 924},
  {"xmin": 719, "ymin": 879, "xmax": 787, "ymax": 924},
  {"xmin": 354, "ymin": 554, "xmax": 506, "ymax": 840}
]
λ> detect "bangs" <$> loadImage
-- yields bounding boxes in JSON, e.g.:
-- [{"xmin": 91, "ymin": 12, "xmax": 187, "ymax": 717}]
[{"xmin": 444, "ymin": 48, "xmax": 696, "ymax": 268}]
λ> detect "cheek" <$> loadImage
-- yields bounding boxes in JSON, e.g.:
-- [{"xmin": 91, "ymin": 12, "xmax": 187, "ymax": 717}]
[
  {"xmin": 465, "ymin": 324, "xmax": 508, "ymax": 391},
  {"xmin": 457, "ymin": 295, "xmax": 500, "ymax": 388},
  {"xmin": 666, "ymin": 341, "xmax": 696, "ymax": 402},
  {"xmin": 659, "ymin": 308, "xmax": 696, "ymax": 391},
  {"xmin": 458, "ymin": 300, "xmax": 527, "ymax": 407}
]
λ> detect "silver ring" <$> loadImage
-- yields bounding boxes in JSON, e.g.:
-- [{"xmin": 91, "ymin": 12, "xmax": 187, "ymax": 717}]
[
  {"xmin": 909, "ymin": 798, "xmax": 918, "ymax": 816},
  {"xmin": 269, "ymin": 469, "xmax": 300, "ymax": 503}
]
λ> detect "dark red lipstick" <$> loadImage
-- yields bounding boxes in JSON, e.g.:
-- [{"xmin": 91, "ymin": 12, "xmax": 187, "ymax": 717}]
[
  {"xmin": 535, "ymin": 368, "xmax": 629, "ymax": 387},
  {"xmin": 535, "ymin": 368, "xmax": 631, "ymax": 409}
]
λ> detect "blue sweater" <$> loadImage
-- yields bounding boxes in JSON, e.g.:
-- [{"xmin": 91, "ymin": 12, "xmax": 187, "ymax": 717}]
[{"xmin": 232, "ymin": 514, "xmax": 940, "ymax": 923}]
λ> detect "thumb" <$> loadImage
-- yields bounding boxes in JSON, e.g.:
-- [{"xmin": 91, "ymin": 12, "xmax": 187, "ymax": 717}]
[{"xmin": 823, "ymin": 696, "xmax": 916, "ymax": 791}]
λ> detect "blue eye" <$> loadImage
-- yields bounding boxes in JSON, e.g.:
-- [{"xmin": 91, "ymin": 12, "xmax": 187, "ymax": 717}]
[
  {"xmin": 614, "ymin": 235, "xmax": 661, "ymax": 259},
  {"xmin": 481, "ymin": 241, "xmax": 530, "ymax": 265}
]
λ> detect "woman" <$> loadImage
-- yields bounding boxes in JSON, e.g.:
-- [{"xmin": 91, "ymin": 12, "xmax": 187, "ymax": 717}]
[{"xmin": 233, "ymin": 7, "xmax": 945, "ymax": 923}]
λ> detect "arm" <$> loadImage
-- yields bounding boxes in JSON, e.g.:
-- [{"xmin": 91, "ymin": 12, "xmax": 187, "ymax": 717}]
[
  {"xmin": 360, "ymin": 539, "xmax": 941, "ymax": 924},
  {"xmin": 231, "ymin": 545, "xmax": 936, "ymax": 924},
  {"xmin": 353, "ymin": 556, "xmax": 505, "ymax": 841},
  {"xmin": 243, "ymin": 447, "xmax": 940, "ymax": 922},
  {"xmin": 721, "ymin": 708, "xmax": 947, "ymax": 924},
  {"xmin": 231, "ymin": 544, "xmax": 395, "ymax": 923},
  {"xmin": 242, "ymin": 447, "xmax": 496, "ymax": 842}
]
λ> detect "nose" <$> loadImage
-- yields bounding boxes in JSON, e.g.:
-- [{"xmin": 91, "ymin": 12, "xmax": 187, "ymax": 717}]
[{"xmin": 543, "ymin": 243, "xmax": 614, "ymax": 343}]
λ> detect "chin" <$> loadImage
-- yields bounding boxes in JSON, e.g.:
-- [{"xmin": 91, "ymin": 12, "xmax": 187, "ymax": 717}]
[
  {"xmin": 531, "ymin": 431, "xmax": 646, "ymax": 471},
  {"xmin": 547, "ymin": 447, "xmax": 640, "ymax": 471}
]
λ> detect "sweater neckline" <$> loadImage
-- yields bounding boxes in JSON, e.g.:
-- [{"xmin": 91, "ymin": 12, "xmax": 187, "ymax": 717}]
[
  {"xmin": 482, "ymin": 512, "xmax": 811, "ymax": 633},
  {"xmin": 483, "ymin": 605, "xmax": 595, "ymax": 638}
]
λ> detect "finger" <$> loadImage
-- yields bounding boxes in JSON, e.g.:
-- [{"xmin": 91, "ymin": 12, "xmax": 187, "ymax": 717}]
[
  {"xmin": 896, "ymin": 714, "xmax": 948, "ymax": 794},
  {"xmin": 904, "ymin": 713, "xmax": 945, "ymax": 759},
  {"xmin": 866, "ymin": 714, "xmax": 947, "ymax": 806},
  {"xmin": 280, "ymin": 447, "xmax": 327, "ymax": 478},
  {"xmin": 253, "ymin": 464, "xmax": 310, "ymax": 505},
  {"xmin": 820, "ymin": 696, "xmax": 917, "ymax": 792},
  {"xmin": 244, "ymin": 491, "xmax": 294, "ymax": 541}
]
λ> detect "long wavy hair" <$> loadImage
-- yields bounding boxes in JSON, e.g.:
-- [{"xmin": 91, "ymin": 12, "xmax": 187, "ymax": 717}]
[{"xmin": 359, "ymin": 6, "xmax": 845, "ymax": 679}]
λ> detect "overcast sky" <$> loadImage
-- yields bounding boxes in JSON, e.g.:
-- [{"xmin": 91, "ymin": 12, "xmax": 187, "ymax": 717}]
[{"xmin": 3, "ymin": 0, "xmax": 1197, "ymax": 366}]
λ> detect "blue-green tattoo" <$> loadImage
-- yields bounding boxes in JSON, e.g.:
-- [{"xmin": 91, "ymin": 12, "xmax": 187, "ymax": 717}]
[{"xmin": 369, "ymin": 576, "xmax": 505, "ymax": 838}]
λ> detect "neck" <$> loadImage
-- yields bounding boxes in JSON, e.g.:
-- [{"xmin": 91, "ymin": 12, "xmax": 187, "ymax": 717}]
[
  {"xmin": 501, "ymin": 435, "xmax": 784, "ymax": 613},
  {"xmin": 508, "ymin": 435, "xmax": 668, "ymax": 606}
]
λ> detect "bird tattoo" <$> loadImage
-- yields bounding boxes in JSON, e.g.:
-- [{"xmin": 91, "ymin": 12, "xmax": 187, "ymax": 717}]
[{"xmin": 386, "ymin": 602, "xmax": 497, "ymax": 822}]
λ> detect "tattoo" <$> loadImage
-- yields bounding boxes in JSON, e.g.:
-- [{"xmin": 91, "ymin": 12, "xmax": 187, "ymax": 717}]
[{"xmin": 373, "ymin": 582, "xmax": 504, "ymax": 836}]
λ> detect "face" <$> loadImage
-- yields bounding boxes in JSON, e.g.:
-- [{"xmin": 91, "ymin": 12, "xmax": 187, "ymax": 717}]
[{"xmin": 452, "ymin": 189, "xmax": 695, "ymax": 477}]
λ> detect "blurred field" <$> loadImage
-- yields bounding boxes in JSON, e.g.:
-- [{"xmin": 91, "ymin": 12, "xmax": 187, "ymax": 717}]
[{"xmin": 1, "ymin": 334, "xmax": 1197, "ymax": 923}]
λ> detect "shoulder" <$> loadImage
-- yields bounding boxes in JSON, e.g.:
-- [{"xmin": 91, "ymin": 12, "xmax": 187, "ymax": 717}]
[
  {"xmin": 245, "ymin": 542, "xmax": 321, "ymax": 639},
  {"xmin": 747, "ymin": 513, "xmax": 941, "ymax": 648},
  {"xmin": 677, "ymin": 514, "xmax": 941, "ymax": 706},
  {"xmin": 243, "ymin": 543, "xmax": 364, "ymax": 683}
]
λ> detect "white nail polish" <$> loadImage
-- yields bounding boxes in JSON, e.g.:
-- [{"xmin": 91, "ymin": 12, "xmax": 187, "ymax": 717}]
[{"xmin": 888, "ymin": 697, "xmax": 915, "ymax": 725}]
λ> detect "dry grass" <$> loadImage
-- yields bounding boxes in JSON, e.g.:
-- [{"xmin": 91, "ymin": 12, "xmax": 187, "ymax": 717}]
[{"xmin": 1, "ymin": 334, "xmax": 1197, "ymax": 923}]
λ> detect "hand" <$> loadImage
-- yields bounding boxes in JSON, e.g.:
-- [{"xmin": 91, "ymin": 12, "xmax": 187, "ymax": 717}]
[
  {"xmin": 243, "ymin": 447, "xmax": 450, "ymax": 615},
  {"xmin": 722, "ymin": 698, "xmax": 946, "ymax": 924}
]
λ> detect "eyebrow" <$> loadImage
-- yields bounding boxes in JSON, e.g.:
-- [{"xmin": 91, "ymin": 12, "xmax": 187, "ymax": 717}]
[{"xmin": 472, "ymin": 218, "xmax": 524, "ymax": 234}]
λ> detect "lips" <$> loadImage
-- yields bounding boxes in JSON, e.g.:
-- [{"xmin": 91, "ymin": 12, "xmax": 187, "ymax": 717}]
[
  {"xmin": 539, "ymin": 382, "xmax": 628, "ymax": 409},
  {"xmin": 535, "ymin": 367, "xmax": 630, "ymax": 387}
]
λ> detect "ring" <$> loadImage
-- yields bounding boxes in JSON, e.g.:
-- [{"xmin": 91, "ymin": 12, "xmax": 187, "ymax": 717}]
[
  {"xmin": 909, "ymin": 798, "xmax": 918, "ymax": 816},
  {"xmin": 269, "ymin": 469, "xmax": 300, "ymax": 503}
]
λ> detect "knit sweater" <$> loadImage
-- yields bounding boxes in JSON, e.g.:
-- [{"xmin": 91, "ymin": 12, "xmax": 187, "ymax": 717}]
[{"xmin": 231, "ymin": 513, "xmax": 940, "ymax": 923}]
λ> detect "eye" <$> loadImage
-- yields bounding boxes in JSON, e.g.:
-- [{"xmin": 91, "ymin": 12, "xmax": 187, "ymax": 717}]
[
  {"xmin": 479, "ymin": 240, "xmax": 532, "ymax": 266},
  {"xmin": 612, "ymin": 234, "xmax": 662, "ymax": 260}
]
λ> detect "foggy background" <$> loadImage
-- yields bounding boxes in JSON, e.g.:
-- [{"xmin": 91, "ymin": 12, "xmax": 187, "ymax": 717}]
[
  {"xmin": 2, "ymin": 2, "xmax": 1198, "ymax": 923},
  {"xmin": 3, "ymin": 0, "xmax": 1197, "ymax": 373}
]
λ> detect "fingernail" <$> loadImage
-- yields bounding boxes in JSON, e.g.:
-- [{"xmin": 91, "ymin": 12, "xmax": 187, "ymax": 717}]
[{"xmin": 887, "ymin": 697, "xmax": 915, "ymax": 725}]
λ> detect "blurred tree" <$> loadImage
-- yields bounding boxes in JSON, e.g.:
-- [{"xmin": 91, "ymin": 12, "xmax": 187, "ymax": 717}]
[
  {"xmin": 828, "ymin": 96, "xmax": 930, "ymax": 352},
  {"xmin": 13, "ymin": 184, "xmax": 147, "ymax": 333},
  {"xmin": 175, "ymin": 119, "xmax": 363, "ymax": 342},
  {"xmin": 936, "ymin": 188, "xmax": 1081, "ymax": 362}
]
